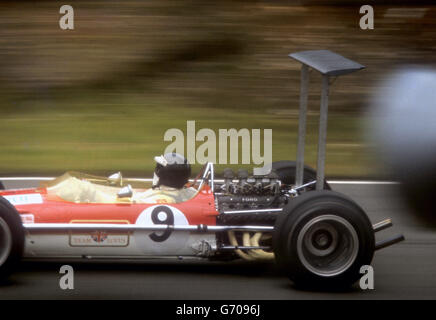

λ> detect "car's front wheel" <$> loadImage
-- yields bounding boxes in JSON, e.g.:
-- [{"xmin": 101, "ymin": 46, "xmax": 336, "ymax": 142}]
[{"xmin": 0, "ymin": 196, "xmax": 24, "ymax": 280}]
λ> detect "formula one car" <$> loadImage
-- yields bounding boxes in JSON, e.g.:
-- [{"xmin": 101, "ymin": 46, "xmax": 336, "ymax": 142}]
[{"xmin": 0, "ymin": 50, "xmax": 404, "ymax": 289}]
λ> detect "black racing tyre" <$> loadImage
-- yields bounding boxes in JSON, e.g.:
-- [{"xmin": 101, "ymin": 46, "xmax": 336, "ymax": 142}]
[
  {"xmin": 273, "ymin": 190, "xmax": 374, "ymax": 289},
  {"xmin": 0, "ymin": 196, "xmax": 24, "ymax": 280},
  {"xmin": 0, "ymin": 182, "xmax": 4, "ymax": 190},
  {"xmin": 271, "ymin": 161, "xmax": 331, "ymax": 190}
]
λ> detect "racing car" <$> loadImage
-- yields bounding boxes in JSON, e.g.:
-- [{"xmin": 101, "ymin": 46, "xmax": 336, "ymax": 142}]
[{"xmin": 0, "ymin": 50, "xmax": 404, "ymax": 289}]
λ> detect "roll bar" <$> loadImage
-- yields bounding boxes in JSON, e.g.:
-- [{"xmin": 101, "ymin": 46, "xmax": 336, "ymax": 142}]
[{"xmin": 198, "ymin": 162, "xmax": 215, "ymax": 192}]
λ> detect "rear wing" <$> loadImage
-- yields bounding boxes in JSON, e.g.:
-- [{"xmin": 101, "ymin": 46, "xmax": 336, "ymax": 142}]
[
  {"xmin": 289, "ymin": 50, "xmax": 364, "ymax": 76},
  {"xmin": 289, "ymin": 50, "xmax": 365, "ymax": 190}
]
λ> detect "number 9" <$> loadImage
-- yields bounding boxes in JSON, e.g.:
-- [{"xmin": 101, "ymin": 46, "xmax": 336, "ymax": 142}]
[{"xmin": 149, "ymin": 206, "xmax": 174, "ymax": 242}]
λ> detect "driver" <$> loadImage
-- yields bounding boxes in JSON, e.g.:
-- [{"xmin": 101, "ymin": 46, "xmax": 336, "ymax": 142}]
[{"xmin": 132, "ymin": 153, "xmax": 197, "ymax": 203}]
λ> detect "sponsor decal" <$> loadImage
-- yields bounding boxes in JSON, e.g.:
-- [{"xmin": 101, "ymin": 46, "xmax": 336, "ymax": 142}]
[
  {"xmin": 4, "ymin": 193, "xmax": 43, "ymax": 206},
  {"xmin": 20, "ymin": 214, "xmax": 35, "ymax": 224},
  {"xmin": 68, "ymin": 220, "xmax": 130, "ymax": 247},
  {"xmin": 91, "ymin": 231, "xmax": 108, "ymax": 243},
  {"xmin": 70, "ymin": 232, "xmax": 129, "ymax": 247}
]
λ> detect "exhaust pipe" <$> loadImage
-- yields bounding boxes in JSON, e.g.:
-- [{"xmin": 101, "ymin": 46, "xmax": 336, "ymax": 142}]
[
  {"xmin": 373, "ymin": 218, "xmax": 393, "ymax": 232},
  {"xmin": 375, "ymin": 234, "xmax": 405, "ymax": 250},
  {"xmin": 373, "ymin": 218, "xmax": 405, "ymax": 250}
]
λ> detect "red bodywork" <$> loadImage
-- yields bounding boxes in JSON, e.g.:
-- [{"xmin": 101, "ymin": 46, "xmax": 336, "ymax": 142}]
[{"xmin": 0, "ymin": 186, "xmax": 219, "ymax": 226}]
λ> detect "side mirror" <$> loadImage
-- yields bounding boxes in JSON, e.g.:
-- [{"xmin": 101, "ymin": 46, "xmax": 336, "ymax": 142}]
[
  {"xmin": 117, "ymin": 184, "xmax": 133, "ymax": 198},
  {"xmin": 108, "ymin": 172, "xmax": 123, "ymax": 186}
]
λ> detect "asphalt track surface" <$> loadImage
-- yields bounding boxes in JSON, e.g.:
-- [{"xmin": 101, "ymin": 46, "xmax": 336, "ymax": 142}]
[{"xmin": 0, "ymin": 179, "xmax": 435, "ymax": 300}]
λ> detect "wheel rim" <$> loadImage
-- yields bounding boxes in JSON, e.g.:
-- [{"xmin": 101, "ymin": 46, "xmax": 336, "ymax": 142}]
[
  {"xmin": 0, "ymin": 217, "xmax": 13, "ymax": 267},
  {"xmin": 296, "ymin": 214, "xmax": 359, "ymax": 277}
]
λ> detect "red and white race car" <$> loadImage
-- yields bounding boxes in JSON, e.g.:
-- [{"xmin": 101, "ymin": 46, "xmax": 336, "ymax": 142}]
[
  {"xmin": 0, "ymin": 50, "xmax": 404, "ymax": 289},
  {"xmin": 0, "ymin": 161, "xmax": 403, "ymax": 289}
]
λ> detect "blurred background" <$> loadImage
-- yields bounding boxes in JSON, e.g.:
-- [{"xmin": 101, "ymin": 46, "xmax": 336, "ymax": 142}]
[{"xmin": 0, "ymin": 0, "xmax": 435, "ymax": 177}]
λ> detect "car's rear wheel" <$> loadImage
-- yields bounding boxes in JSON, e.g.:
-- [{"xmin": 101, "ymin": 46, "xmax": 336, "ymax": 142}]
[
  {"xmin": 0, "ymin": 196, "xmax": 24, "ymax": 280},
  {"xmin": 273, "ymin": 190, "xmax": 374, "ymax": 289}
]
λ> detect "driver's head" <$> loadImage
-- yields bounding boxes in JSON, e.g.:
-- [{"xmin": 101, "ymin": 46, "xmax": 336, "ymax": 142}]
[{"xmin": 152, "ymin": 153, "xmax": 191, "ymax": 189}]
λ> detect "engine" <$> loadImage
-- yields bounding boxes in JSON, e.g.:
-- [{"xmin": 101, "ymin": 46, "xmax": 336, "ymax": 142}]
[
  {"xmin": 215, "ymin": 168, "xmax": 287, "ymax": 212},
  {"xmin": 219, "ymin": 168, "xmax": 281, "ymax": 195}
]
